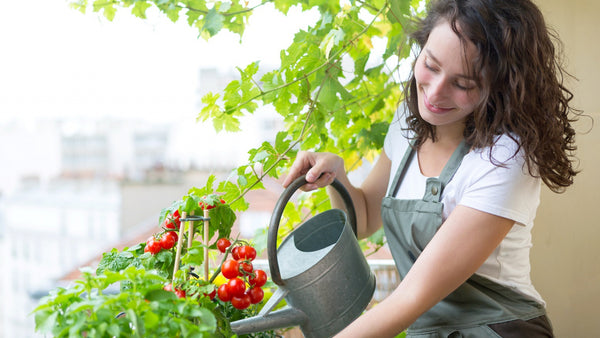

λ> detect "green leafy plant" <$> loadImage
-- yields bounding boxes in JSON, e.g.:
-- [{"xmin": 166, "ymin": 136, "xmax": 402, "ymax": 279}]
[
  {"xmin": 35, "ymin": 0, "xmax": 427, "ymax": 336},
  {"xmin": 34, "ymin": 195, "xmax": 277, "ymax": 337}
]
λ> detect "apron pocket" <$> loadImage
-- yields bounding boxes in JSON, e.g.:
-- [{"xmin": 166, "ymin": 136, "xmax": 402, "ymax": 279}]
[{"xmin": 487, "ymin": 315, "xmax": 554, "ymax": 337}]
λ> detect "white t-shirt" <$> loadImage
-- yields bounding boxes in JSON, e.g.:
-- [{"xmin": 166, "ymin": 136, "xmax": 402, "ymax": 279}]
[{"xmin": 383, "ymin": 113, "xmax": 545, "ymax": 305}]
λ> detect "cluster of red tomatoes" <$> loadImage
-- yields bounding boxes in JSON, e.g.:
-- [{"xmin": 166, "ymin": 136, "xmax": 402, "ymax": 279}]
[
  {"xmin": 199, "ymin": 197, "xmax": 226, "ymax": 210},
  {"xmin": 216, "ymin": 238, "xmax": 268, "ymax": 310},
  {"xmin": 144, "ymin": 210, "xmax": 181, "ymax": 254}
]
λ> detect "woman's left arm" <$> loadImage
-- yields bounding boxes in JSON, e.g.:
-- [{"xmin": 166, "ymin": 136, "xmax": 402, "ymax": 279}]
[{"xmin": 335, "ymin": 205, "xmax": 514, "ymax": 337}]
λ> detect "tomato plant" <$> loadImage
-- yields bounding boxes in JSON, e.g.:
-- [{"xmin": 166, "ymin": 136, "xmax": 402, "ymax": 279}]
[{"xmin": 34, "ymin": 197, "xmax": 277, "ymax": 337}]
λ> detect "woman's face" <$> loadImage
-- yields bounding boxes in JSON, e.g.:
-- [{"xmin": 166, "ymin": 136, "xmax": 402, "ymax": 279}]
[{"xmin": 414, "ymin": 20, "xmax": 481, "ymax": 136}]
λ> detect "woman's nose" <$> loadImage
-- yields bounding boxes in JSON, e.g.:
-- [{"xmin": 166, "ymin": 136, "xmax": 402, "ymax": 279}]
[{"xmin": 427, "ymin": 77, "xmax": 447, "ymax": 103}]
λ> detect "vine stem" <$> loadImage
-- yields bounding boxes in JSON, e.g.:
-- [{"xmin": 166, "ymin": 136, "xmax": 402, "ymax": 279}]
[
  {"xmin": 222, "ymin": 2, "xmax": 389, "ymax": 115},
  {"xmin": 227, "ymin": 67, "xmax": 330, "ymax": 206},
  {"xmin": 181, "ymin": 0, "xmax": 273, "ymax": 17}
]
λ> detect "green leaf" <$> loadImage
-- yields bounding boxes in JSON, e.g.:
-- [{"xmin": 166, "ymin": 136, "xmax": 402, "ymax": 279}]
[
  {"xmin": 93, "ymin": 0, "xmax": 117, "ymax": 21},
  {"xmin": 107, "ymin": 323, "xmax": 121, "ymax": 337},
  {"xmin": 145, "ymin": 288, "xmax": 178, "ymax": 302},
  {"xmin": 97, "ymin": 248, "xmax": 136, "ymax": 275},
  {"xmin": 186, "ymin": 8, "xmax": 202, "ymax": 26},
  {"xmin": 34, "ymin": 310, "xmax": 58, "ymax": 334},
  {"xmin": 202, "ymin": 8, "xmax": 224, "ymax": 37},
  {"xmin": 319, "ymin": 28, "xmax": 345, "ymax": 59},
  {"xmin": 164, "ymin": 7, "xmax": 181, "ymax": 22},
  {"xmin": 387, "ymin": 0, "xmax": 411, "ymax": 25},
  {"xmin": 131, "ymin": 1, "xmax": 152, "ymax": 19}
]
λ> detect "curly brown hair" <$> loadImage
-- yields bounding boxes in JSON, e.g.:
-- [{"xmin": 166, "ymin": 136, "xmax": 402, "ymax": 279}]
[{"xmin": 403, "ymin": 0, "xmax": 581, "ymax": 193}]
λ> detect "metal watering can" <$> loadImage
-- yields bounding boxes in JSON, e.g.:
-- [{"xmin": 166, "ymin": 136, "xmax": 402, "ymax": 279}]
[{"xmin": 230, "ymin": 176, "xmax": 376, "ymax": 337}]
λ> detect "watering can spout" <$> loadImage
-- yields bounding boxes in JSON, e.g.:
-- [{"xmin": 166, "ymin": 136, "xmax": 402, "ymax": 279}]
[{"xmin": 230, "ymin": 307, "xmax": 308, "ymax": 335}]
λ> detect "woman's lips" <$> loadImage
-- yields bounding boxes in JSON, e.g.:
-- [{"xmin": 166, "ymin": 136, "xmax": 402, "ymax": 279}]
[{"xmin": 423, "ymin": 93, "xmax": 453, "ymax": 114}]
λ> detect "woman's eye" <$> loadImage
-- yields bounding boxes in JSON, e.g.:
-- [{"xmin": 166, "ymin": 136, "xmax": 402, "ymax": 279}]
[
  {"xmin": 424, "ymin": 60, "xmax": 437, "ymax": 72},
  {"xmin": 454, "ymin": 83, "xmax": 468, "ymax": 90},
  {"xmin": 454, "ymin": 81, "xmax": 476, "ymax": 91}
]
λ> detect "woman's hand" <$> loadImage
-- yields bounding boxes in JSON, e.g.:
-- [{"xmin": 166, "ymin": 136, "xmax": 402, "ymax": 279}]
[
  {"xmin": 282, "ymin": 149, "xmax": 392, "ymax": 239},
  {"xmin": 282, "ymin": 151, "xmax": 345, "ymax": 191}
]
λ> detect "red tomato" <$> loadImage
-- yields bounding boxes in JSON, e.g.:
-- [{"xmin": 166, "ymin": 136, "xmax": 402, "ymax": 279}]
[
  {"xmin": 159, "ymin": 231, "xmax": 178, "ymax": 250},
  {"xmin": 199, "ymin": 196, "xmax": 216, "ymax": 210},
  {"xmin": 238, "ymin": 245, "xmax": 257, "ymax": 261},
  {"xmin": 144, "ymin": 237, "xmax": 161, "ymax": 255},
  {"xmin": 221, "ymin": 259, "xmax": 239, "ymax": 279},
  {"xmin": 231, "ymin": 246, "xmax": 241, "ymax": 260},
  {"xmin": 164, "ymin": 283, "xmax": 186, "ymax": 298},
  {"xmin": 165, "ymin": 210, "xmax": 181, "ymax": 230},
  {"xmin": 239, "ymin": 260, "xmax": 253, "ymax": 274},
  {"xmin": 216, "ymin": 238, "xmax": 231, "ymax": 253},
  {"xmin": 174, "ymin": 288, "xmax": 186, "ymax": 299},
  {"xmin": 220, "ymin": 198, "xmax": 226, "ymax": 204},
  {"xmin": 249, "ymin": 270, "xmax": 267, "ymax": 288},
  {"xmin": 217, "ymin": 284, "xmax": 232, "ymax": 302},
  {"xmin": 226, "ymin": 278, "xmax": 246, "ymax": 297},
  {"xmin": 247, "ymin": 287, "xmax": 264, "ymax": 304},
  {"xmin": 231, "ymin": 294, "xmax": 251, "ymax": 310},
  {"xmin": 204, "ymin": 288, "xmax": 216, "ymax": 300},
  {"xmin": 164, "ymin": 219, "xmax": 177, "ymax": 230}
]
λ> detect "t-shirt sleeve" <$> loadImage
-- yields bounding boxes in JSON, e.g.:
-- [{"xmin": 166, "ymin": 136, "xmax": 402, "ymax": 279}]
[{"xmin": 457, "ymin": 138, "xmax": 541, "ymax": 226}]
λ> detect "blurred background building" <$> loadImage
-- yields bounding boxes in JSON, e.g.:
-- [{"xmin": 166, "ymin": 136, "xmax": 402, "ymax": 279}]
[{"xmin": 0, "ymin": 67, "xmax": 289, "ymax": 337}]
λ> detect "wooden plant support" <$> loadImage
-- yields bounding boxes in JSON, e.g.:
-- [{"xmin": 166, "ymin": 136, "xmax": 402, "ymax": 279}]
[
  {"xmin": 171, "ymin": 209, "xmax": 211, "ymax": 283},
  {"xmin": 173, "ymin": 211, "xmax": 187, "ymax": 282},
  {"xmin": 203, "ymin": 208, "xmax": 210, "ymax": 282}
]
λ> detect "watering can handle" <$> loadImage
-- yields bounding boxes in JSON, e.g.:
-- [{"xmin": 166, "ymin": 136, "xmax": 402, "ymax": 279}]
[{"xmin": 267, "ymin": 176, "xmax": 358, "ymax": 286}]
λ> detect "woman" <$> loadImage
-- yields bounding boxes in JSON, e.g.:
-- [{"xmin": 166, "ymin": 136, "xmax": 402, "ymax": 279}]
[{"xmin": 282, "ymin": 0, "xmax": 580, "ymax": 336}]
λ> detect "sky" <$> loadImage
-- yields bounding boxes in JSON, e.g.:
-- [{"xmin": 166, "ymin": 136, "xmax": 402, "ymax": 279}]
[
  {"xmin": 0, "ymin": 0, "xmax": 320, "ymax": 194},
  {"xmin": 0, "ymin": 0, "xmax": 318, "ymax": 124}
]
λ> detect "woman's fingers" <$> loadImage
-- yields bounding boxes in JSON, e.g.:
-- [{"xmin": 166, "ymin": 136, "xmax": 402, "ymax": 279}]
[
  {"xmin": 283, "ymin": 151, "xmax": 341, "ymax": 190},
  {"xmin": 282, "ymin": 151, "xmax": 313, "ymax": 188}
]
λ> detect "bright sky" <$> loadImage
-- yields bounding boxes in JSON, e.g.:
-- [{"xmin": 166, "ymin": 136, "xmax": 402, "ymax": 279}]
[
  {"xmin": 0, "ymin": 0, "xmax": 317, "ymax": 123},
  {"xmin": 0, "ymin": 0, "xmax": 320, "ymax": 194}
]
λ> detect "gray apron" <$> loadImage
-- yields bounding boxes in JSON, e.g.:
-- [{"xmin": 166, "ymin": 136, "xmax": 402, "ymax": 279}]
[{"xmin": 381, "ymin": 140, "xmax": 550, "ymax": 337}]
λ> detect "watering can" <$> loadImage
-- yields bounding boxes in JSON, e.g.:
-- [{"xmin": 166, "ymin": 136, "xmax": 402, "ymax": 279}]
[{"xmin": 230, "ymin": 176, "xmax": 376, "ymax": 337}]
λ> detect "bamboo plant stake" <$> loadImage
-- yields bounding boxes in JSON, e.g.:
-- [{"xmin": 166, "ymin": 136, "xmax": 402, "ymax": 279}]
[
  {"xmin": 203, "ymin": 208, "xmax": 210, "ymax": 282},
  {"xmin": 187, "ymin": 211, "xmax": 194, "ymax": 250},
  {"xmin": 173, "ymin": 211, "xmax": 187, "ymax": 282}
]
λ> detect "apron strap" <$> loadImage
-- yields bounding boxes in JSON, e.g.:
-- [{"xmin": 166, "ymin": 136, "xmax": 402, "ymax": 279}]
[
  {"xmin": 387, "ymin": 139, "xmax": 417, "ymax": 198},
  {"xmin": 387, "ymin": 139, "xmax": 470, "ymax": 202},
  {"xmin": 422, "ymin": 139, "xmax": 470, "ymax": 202},
  {"xmin": 438, "ymin": 139, "xmax": 470, "ymax": 186}
]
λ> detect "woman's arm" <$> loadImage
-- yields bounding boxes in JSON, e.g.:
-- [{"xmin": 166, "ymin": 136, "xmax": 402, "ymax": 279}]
[
  {"xmin": 335, "ymin": 206, "xmax": 515, "ymax": 337},
  {"xmin": 282, "ymin": 150, "xmax": 392, "ymax": 239}
]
